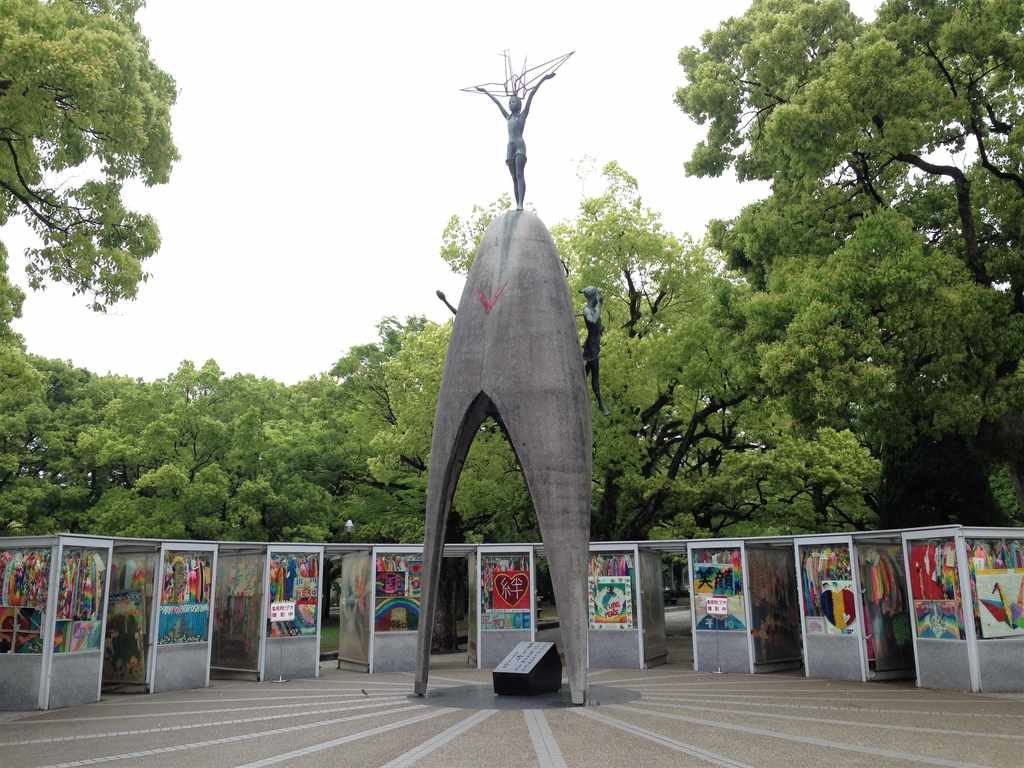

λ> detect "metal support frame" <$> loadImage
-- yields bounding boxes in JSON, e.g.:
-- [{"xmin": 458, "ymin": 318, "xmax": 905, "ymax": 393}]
[
  {"xmin": 589, "ymin": 543, "xmax": 644, "ymax": 669},
  {"xmin": 146, "ymin": 541, "xmax": 219, "ymax": 694},
  {"xmin": 369, "ymin": 544, "xmax": 422, "ymax": 674},
  {"xmin": 900, "ymin": 525, "xmax": 1017, "ymax": 692},
  {"xmin": 793, "ymin": 534, "xmax": 866, "ymax": 682},
  {"xmin": 106, "ymin": 541, "xmax": 161, "ymax": 690},
  {"xmin": 475, "ymin": 544, "xmax": 536, "ymax": 670},
  {"xmin": 85, "ymin": 538, "xmax": 114, "ymax": 706},
  {"xmin": 743, "ymin": 539, "xmax": 804, "ymax": 673},
  {"xmin": 28, "ymin": 535, "xmax": 115, "ymax": 710},
  {"xmin": 332, "ymin": 547, "xmax": 373, "ymax": 672},
  {"xmin": 259, "ymin": 543, "xmax": 325, "ymax": 681},
  {"xmin": 851, "ymin": 533, "xmax": 913, "ymax": 681},
  {"xmin": 686, "ymin": 539, "xmax": 752, "ymax": 674},
  {"xmin": 26, "ymin": 535, "xmax": 61, "ymax": 711},
  {"xmin": 900, "ymin": 526, "xmax": 974, "ymax": 690}
]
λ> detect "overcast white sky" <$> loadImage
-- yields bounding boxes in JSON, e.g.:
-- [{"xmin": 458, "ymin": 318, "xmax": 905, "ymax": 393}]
[{"xmin": 5, "ymin": 0, "xmax": 878, "ymax": 384}]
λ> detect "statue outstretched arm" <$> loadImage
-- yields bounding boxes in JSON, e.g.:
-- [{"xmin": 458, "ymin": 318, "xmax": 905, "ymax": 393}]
[
  {"xmin": 476, "ymin": 86, "xmax": 509, "ymax": 118},
  {"xmin": 436, "ymin": 290, "xmax": 458, "ymax": 316},
  {"xmin": 522, "ymin": 72, "xmax": 555, "ymax": 120}
]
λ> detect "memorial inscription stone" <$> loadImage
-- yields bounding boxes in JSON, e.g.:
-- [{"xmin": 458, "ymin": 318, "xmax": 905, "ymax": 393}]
[{"xmin": 492, "ymin": 641, "xmax": 562, "ymax": 696}]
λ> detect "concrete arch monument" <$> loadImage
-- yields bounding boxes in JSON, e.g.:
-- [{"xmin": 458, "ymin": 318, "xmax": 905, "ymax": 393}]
[{"xmin": 414, "ymin": 210, "xmax": 592, "ymax": 704}]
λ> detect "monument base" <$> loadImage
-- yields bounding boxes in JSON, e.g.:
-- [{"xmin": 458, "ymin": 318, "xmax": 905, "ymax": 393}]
[{"xmin": 492, "ymin": 641, "xmax": 562, "ymax": 696}]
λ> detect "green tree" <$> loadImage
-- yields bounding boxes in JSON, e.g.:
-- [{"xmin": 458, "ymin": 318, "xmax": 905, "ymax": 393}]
[
  {"xmin": 0, "ymin": 0, "xmax": 178, "ymax": 328},
  {"xmin": 0, "ymin": 341, "xmax": 47, "ymax": 533},
  {"xmin": 677, "ymin": 0, "xmax": 1024, "ymax": 525}
]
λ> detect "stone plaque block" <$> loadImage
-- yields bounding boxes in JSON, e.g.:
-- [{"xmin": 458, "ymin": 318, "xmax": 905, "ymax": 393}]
[{"xmin": 492, "ymin": 641, "xmax": 561, "ymax": 696}]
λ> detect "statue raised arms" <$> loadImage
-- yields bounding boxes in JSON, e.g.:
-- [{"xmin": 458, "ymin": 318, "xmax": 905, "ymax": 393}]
[
  {"xmin": 476, "ymin": 73, "xmax": 554, "ymax": 210},
  {"xmin": 464, "ymin": 50, "xmax": 573, "ymax": 210}
]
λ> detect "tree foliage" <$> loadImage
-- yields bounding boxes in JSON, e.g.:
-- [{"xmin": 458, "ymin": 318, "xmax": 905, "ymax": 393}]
[
  {"xmin": 677, "ymin": 0, "xmax": 1024, "ymax": 526},
  {"xmin": 0, "ymin": 0, "xmax": 177, "ymax": 322}
]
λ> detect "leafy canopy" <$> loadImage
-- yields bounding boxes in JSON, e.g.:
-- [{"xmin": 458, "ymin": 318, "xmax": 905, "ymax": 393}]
[
  {"xmin": 677, "ymin": 0, "xmax": 1024, "ymax": 524},
  {"xmin": 0, "ymin": 0, "xmax": 178, "ymax": 320}
]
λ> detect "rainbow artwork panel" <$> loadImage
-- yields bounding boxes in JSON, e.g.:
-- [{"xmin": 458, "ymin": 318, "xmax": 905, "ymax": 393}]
[
  {"xmin": 374, "ymin": 554, "xmax": 421, "ymax": 632},
  {"xmin": 915, "ymin": 599, "xmax": 963, "ymax": 640}
]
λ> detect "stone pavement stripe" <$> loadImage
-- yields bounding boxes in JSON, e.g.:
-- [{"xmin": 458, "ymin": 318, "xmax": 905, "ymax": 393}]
[
  {"xmin": 633, "ymin": 699, "xmax": 1024, "ymax": 741},
  {"xmin": 232, "ymin": 708, "xmax": 456, "ymax": 768},
  {"xmin": 0, "ymin": 697, "xmax": 406, "ymax": 747},
  {"xmin": 601, "ymin": 674, "xmax": 816, "ymax": 686},
  {"xmin": 33, "ymin": 704, "xmax": 430, "ymax": 768},
  {"xmin": 208, "ymin": 684, "xmax": 423, "ymax": 688},
  {"xmin": 71, "ymin": 691, "xmax": 399, "ymax": 709},
  {"xmin": 88, "ymin": 683, "xmax": 428, "ymax": 705},
  {"xmin": 524, "ymin": 709, "xmax": 567, "ymax": 768},
  {"xmin": 409, "ymin": 673, "xmax": 489, "ymax": 687},
  {"xmin": 7, "ymin": 695, "xmax": 404, "ymax": 725},
  {"xmin": 281, "ymin": 683, "xmax": 436, "ymax": 690},
  {"xmin": 625, "ymin": 689, "xmax": 984, "ymax": 704},
  {"xmin": 641, "ymin": 694, "xmax": 1024, "ymax": 720},
  {"xmin": 607, "ymin": 704, "xmax": 993, "ymax": 768},
  {"xmin": 613, "ymin": 682, "xmax": 957, "ymax": 694},
  {"xmin": 574, "ymin": 709, "xmax": 754, "ymax": 768},
  {"xmin": 377, "ymin": 709, "xmax": 496, "ymax": 768}
]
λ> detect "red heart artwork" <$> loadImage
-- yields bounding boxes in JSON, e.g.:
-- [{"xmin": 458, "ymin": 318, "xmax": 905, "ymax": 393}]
[{"xmin": 493, "ymin": 571, "xmax": 530, "ymax": 610}]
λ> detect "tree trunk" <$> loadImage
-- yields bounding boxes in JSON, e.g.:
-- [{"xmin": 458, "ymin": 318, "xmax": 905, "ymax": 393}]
[{"xmin": 431, "ymin": 557, "xmax": 459, "ymax": 653}]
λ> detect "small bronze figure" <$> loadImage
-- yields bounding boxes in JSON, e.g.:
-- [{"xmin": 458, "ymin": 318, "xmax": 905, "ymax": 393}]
[
  {"xmin": 464, "ymin": 51, "xmax": 573, "ymax": 211},
  {"xmin": 581, "ymin": 286, "xmax": 610, "ymax": 416}
]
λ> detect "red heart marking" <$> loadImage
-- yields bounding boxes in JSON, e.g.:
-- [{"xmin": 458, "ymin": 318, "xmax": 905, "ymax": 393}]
[{"xmin": 493, "ymin": 570, "xmax": 529, "ymax": 609}]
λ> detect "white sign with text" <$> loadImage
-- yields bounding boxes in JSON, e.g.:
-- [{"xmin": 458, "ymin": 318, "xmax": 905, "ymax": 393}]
[
  {"xmin": 270, "ymin": 601, "xmax": 296, "ymax": 622},
  {"xmin": 494, "ymin": 641, "xmax": 553, "ymax": 674},
  {"xmin": 704, "ymin": 596, "xmax": 729, "ymax": 616}
]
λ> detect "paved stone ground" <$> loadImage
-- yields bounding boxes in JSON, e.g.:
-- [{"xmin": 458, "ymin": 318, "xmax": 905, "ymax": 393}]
[{"xmin": 5, "ymin": 646, "xmax": 1024, "ymax": 768}]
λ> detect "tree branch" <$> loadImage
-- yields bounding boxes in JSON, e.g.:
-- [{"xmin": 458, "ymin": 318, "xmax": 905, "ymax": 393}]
[
  {"xmin": 893, "ymin": 152, "xmax": 987, "ymax": 284},
  {"xmin": 985, "ymin": 103, "xmax": 1012, "ymax": 135},
  {"xmin": 966, "ymin": 86, "xmax": 1024, "ymax": 195},
  {"xmin": 923, "ymin": 43, "xmax": 958, "ymax": 98},
  {"xmin": 850, "ymin": 152, "xmax": 886, "ymax": 206}
]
